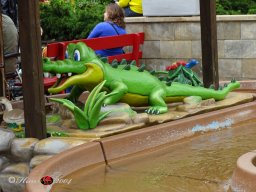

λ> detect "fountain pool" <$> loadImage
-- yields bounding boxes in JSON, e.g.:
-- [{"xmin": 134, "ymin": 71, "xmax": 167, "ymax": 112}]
[
  {"xmin": 52, "ymin": 118, "xmax": 256, "ymax": 192},
  {"xmin": 25, "ymin": 100, "xmax": 256, "ymax": 192}
]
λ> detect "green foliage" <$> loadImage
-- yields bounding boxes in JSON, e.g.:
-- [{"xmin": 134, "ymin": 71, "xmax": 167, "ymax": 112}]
[
  {"xmin": 167, "ymin": 66, "xmax": 203, "ymax": 87},
  {"xmin": 40, "ymin": 0, "xmax": 112, "ymax": 41},
  {"xmin": 216, "ymin": 0, "xmax": 256, "ymax": 15},
  {"xmin": 46, "ymin": 114, "xmax": 61, "ymax": 124},
  {"xmin": 15, "ymin": 131, "xmax": 25, "ymax": 138},
  {"xmin": 49, "ymin": 80, "xmax": 112, "ymax": 130}
]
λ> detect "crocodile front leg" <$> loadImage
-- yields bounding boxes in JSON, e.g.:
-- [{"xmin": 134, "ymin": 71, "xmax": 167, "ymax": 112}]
[
  {"xmin": 146, "ymin": 88, "xmax": 167, "ymax": 114},
  {"xmin": 103, "ymin": 81, "xmax": 128, "ymax": 105}
]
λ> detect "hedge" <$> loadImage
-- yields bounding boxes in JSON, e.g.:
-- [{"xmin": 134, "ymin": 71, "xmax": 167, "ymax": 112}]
[{"xmin": 40, "ymin": 0, "xmax": 112, "ymax": 41}]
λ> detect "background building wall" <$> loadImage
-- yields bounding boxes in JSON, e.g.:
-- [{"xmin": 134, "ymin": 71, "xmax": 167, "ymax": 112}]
[{"xmin": 125, "ymin": 15, "xmax": 256, "ymax": 80}]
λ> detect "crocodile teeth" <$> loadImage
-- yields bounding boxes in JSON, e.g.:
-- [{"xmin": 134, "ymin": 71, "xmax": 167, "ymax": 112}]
[
  {"xmin": 68, "ymin": 72, "xmax": 72, "ymax": 77},
  {"xmin": 44, "ymin": 72, "xmax": 50, "ymax": 78},
  {"xmin": 56, "ymin": 73, "xmax": 61, "ymax": 78}
]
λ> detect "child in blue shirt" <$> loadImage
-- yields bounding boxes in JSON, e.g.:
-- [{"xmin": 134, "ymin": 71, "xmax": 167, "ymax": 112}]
[{"xmin": 87, "ymin": 3, "xmax": 127, "ymax": 57}]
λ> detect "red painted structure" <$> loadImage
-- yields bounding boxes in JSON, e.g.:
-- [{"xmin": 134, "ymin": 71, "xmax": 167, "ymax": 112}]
[{"xmin": 46, "ymin": 33, "xmax": 144, "ymax": 64}]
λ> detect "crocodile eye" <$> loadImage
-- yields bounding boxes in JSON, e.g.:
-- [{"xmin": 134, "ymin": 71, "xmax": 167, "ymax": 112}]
[
  {"xmin": 65, "ymin": 51, "xmax": 69, "ymax": 59},
  {"xmin": 74, "ymin": 50, "xmax": 81, "ymax": 61}
]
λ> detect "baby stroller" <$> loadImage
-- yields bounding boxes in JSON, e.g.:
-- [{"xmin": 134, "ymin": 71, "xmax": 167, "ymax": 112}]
[{"xmin": 2, "ymin": 51, "xmax": 22, "ymax": 101}]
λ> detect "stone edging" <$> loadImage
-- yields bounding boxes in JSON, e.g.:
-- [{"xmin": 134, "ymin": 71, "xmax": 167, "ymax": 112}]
[
  {"xmin": 125, "ymin": 15, "xmax": 256, "ymax": 23},
  {"xmin": 0, "ymin": 130, "xmax": 90, "ymax": 192}
]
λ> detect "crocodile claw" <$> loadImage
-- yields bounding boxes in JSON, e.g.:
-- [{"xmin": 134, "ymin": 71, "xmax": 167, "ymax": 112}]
[
  {"xmin": 145, "ymin": 106, "xmax": 166, "ymax": 115},
  {"xmin": 145, "ymin": 107, "xmax": 160, "ymax": 115},
  {"xmin": 145, "ymin": 109, "xmax": 160, "ymax": 115}
]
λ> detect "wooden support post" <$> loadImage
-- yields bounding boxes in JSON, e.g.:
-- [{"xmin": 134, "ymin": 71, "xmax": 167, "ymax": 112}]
[
  {"xmin": 0, "ymin": 8, "xmax": 6, "ymax": 97},
  {"xmin": 199, "ymin": 0, "xmax": 219, "ymax": 88},
  {"xmin": 18, "ymin": 1, "xmax": 47, "ymax": 139}
]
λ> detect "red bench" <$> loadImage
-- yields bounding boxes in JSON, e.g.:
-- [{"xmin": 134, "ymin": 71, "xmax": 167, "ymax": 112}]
[
  {"xmin": 44, "ymin": 32, "xmax": 144, "ymax": 90},
  {"xmin": 46, "ymin": 32, "xmax": 144, "ymax": 65}
]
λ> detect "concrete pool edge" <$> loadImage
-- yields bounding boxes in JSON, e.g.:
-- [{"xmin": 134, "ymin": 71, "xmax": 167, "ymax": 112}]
[
  {"xmin": 99, "ymin": 101, "xmax": 256, "ymax": 162},
  {"xmin": 231, "ymin": 151, "xmax": 256, "ymax": 192},
  {"xmin": 25, "ymin": 142, "xmax": 106, "ymax": 192},
  {"xmin": 25, "ymin": 101, "xmax": 256, "ymax": 192}
]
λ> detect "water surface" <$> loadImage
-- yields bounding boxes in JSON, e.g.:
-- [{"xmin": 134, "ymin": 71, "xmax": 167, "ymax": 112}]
[{"xmin": 52, "ymin": 119, "xmax": 256, "ymax": 192}]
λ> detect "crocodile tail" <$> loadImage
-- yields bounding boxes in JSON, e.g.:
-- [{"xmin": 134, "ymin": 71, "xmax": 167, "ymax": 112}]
[{"xmin": 166, "ymin": 81, "xmax": 240, "ymax": 101}]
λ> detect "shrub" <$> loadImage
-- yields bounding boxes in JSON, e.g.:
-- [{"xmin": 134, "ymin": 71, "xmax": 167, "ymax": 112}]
[
  {"xmin": 40, "ymin": 0, "xmax": 112, "ymax": 41},
  {"xmin": 216, "ymin": 0, "xmax": 256, "ymax": 15}
]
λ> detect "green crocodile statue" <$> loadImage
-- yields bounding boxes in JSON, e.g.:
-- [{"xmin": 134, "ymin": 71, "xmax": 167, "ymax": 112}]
[{"xmin": 43, "ymin": 42, "xmax": 240, "ymax": 114}]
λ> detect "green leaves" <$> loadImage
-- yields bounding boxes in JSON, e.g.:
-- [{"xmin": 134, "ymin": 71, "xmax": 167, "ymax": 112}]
[
  {"xmin": 216, "ymin": 0, "xmax": 256, "ymax": 15},
  {"xmin": 83, "ymin": 80, "xmax": 112, "ymax": 129},
  {"xmin": 167, "ymin": 66, "xmax": 203, "ymax": 87},
  {"xmin": 49, "ymin": 80, "xmax": 111, "ymax": 130},
  {"xmin": 40, "ymin": 0, "xmax": 112, "ymax": 41}
]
